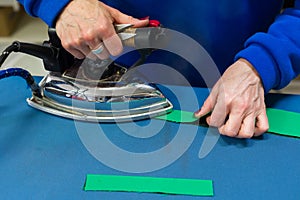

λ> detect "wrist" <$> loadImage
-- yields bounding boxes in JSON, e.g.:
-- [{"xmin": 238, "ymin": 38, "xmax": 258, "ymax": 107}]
[{"xmin": 237, "ymin": 58, "xmax": 263, "ymax": 85}]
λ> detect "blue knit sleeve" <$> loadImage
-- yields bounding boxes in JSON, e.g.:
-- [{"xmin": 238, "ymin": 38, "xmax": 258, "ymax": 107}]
[
  {"xmin": 235, "ymin": 2, "xmax": 300, "ymax": 93},
  {"xmin": 18, "ymin": 0, "xmax": 70, "ymax": 27}
]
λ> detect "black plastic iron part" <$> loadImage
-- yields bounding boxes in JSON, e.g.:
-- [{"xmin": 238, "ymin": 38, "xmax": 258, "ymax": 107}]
[{"xmin": 0, "ymin": 26, "xmax": 168, "ymax": 74}]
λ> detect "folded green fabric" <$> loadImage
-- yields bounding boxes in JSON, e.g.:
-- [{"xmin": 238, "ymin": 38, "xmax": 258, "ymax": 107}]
[
  {"xmin": 84, "ymin": 174, "xmax": 214, "ymax": 196},
  {"xmin": 156, "ymin": 108, "xmax": 300, "ymax": 138}
]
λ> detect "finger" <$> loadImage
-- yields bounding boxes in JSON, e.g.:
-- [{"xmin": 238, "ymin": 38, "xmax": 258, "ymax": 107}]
[
  {"xmin": 83, "ymin": 27, "xmax": 115, "ymax": 58},
  {"xmin": 103, "ymin": 33, "xmax": 123, "ymax": 56},
  {"xmin": 69, "ymin": 44, "xmax": 91, "ymax": 59},
  {"xmin": 94, "ymin": 45, "xmax": 110, "ymax": 60},
  {"xmin": 59, "ymin": 30, "xmax": 92, "ymax": 59},
  {"xmin": 219, "ymin": 109, "xmax": 243, "ymax": 137},
  {"xmin": 62, "ymin": 37, "xmax": 89, "ymax": 59},
  {"xmin": 89, "ymin": 42, "xmax": 110, "ymax": 60},
  {"xmin": 207, "ymin": 78, "xmax": 229, "ymax": 127},
  {"xmin": 84, "ymin": 23, "xmax": 118, "ymax": 58},
  {"xmin": 132, "ymin": 19, "xmax": 150, "ymax": 28},
  {"xmin": 86, "ymin": 52, "xmax": 98, "ymax": 60},
  {"xmin": 81, "ymin": 44, "xmax": 94, "ymax": 56},
  {"xmin": 194, "ymin": 85, "xmax": 220, "ymax": 118},
  {"xmin": 103, "ymin": 3, "xmax": 149, "ymax": 27},
  {"xmin": 87, "ymin": 37, "xmax": 102, "ymax": 51},
  {"xmin": 56, "ymin": 28, "xmax": 84, "ymax": 59},
  {"xmin": 86, "ymin": 7, "xmax": 123, "ymax": 57},
  {"xmin": 254, "ymin": 111, "xmax": 269, "ymax": 136},
  {"xmin": 194, "ymin": 94, "xmax": 215, "ymax": 118},
  {"xmin": 94, "ymin": 18, "xmax": 123, "ymax": 56},
  {"xmin": 66, "ymin": 48, "xmax": 85, "ymax": 59},
  {"xmin": 206, "ymin": 115, "xmax": 211, "ymax": 125},
  {"xmin": 236, "ymin": 114, "xmax": 255, "ymax": 138},
  {"xmin": 208, "ymin": 97, "xmax": 227, "ymax": 127}
]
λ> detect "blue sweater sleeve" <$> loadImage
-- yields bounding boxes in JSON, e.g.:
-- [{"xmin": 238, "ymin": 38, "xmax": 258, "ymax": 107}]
[
  {"xmin": 17, "ymin": 0, "xmax": 70, "ymax": 27},
  {"xmin": 235, "ymin": 1, "xmax": 300, "ymax": 93}
]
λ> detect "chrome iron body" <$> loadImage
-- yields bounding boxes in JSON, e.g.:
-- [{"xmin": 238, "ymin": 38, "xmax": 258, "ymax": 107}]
[{"xmin": 27, "ymin": 63, "xmax": 173, "ymax": 122}]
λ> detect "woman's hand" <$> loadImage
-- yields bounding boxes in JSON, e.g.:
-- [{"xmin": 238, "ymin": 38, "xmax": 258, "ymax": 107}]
[
  {"xmin": 55, "ymin": 0, "xmax": 149, "ymax": 59},
  {"xmin": 195, "ymin": 58, "xmax": 269, "ymax": 138}
]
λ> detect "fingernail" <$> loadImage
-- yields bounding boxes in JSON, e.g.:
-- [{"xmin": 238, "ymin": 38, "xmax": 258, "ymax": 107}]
[
  {"xmin": 140, "ymin": 16, "xmax": 150, "ymax": 20},
  {"xmin": 194, "ymin": 109, "xmax": 202, "ymax": 117}
]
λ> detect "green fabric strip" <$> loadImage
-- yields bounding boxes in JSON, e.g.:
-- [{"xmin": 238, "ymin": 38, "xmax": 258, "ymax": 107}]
[
  {"xmin": 84, "ymin": 174, "xmax": 214, "ymax": 196},
  {"xmin": 266, "ymin": 108, "xmax": 300, "ymax": 138},
  {"xmin": 155, "ymin": 109, "xmax": 198, "ymax": 123},
  {"xmin": 155, "ymin": 108, "xmax": 300, "ymax": 138}
]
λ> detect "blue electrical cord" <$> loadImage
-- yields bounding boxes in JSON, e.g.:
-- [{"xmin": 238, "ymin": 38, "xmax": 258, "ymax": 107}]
[
  {"xmin": 0, "ymin": 42, "xmax": 42, "ymax": 98},
  {"xmin": 0, "ymin": 68, "xmax": 41, "ymax": 97}
]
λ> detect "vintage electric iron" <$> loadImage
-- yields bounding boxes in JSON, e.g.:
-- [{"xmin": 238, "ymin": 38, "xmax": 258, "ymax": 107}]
[{"xmin": 0, "ymin": 24, "xmax": 173, "ymax": 122}]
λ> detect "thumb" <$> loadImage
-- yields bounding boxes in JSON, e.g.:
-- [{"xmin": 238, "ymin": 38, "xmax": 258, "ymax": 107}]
[
  {"xmin": 102, "ymin": 3, "xmax": 149, "ymax": 27},
  {"xmin": 194, "ymin": 95, "xmax": 215, "ymax": 118}
]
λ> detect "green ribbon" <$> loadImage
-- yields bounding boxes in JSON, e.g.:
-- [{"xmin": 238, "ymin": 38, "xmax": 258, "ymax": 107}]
[
  {"xmin": 83, "ymin": 108, "xmax": 299, "ymax": 196},
  {"xmin": 266, "ymin": 108, "xmax": 300, "ymax": 138},
  {"xmin": 156, "ymin": 108, "xmax": 300, "ymax": 138},
  {"xmin": 84, "ymin": 174, "xmax": 214, "ymax": 196},
  {"xmin": 155, "ymin": 109, "xmax": 198, "ymax": 123}
]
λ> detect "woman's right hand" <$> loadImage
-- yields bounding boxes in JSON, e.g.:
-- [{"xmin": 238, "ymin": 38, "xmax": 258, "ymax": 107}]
[{"xmin": 55, "ymin": 0, "xmax": 149, "ymax": 59}]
